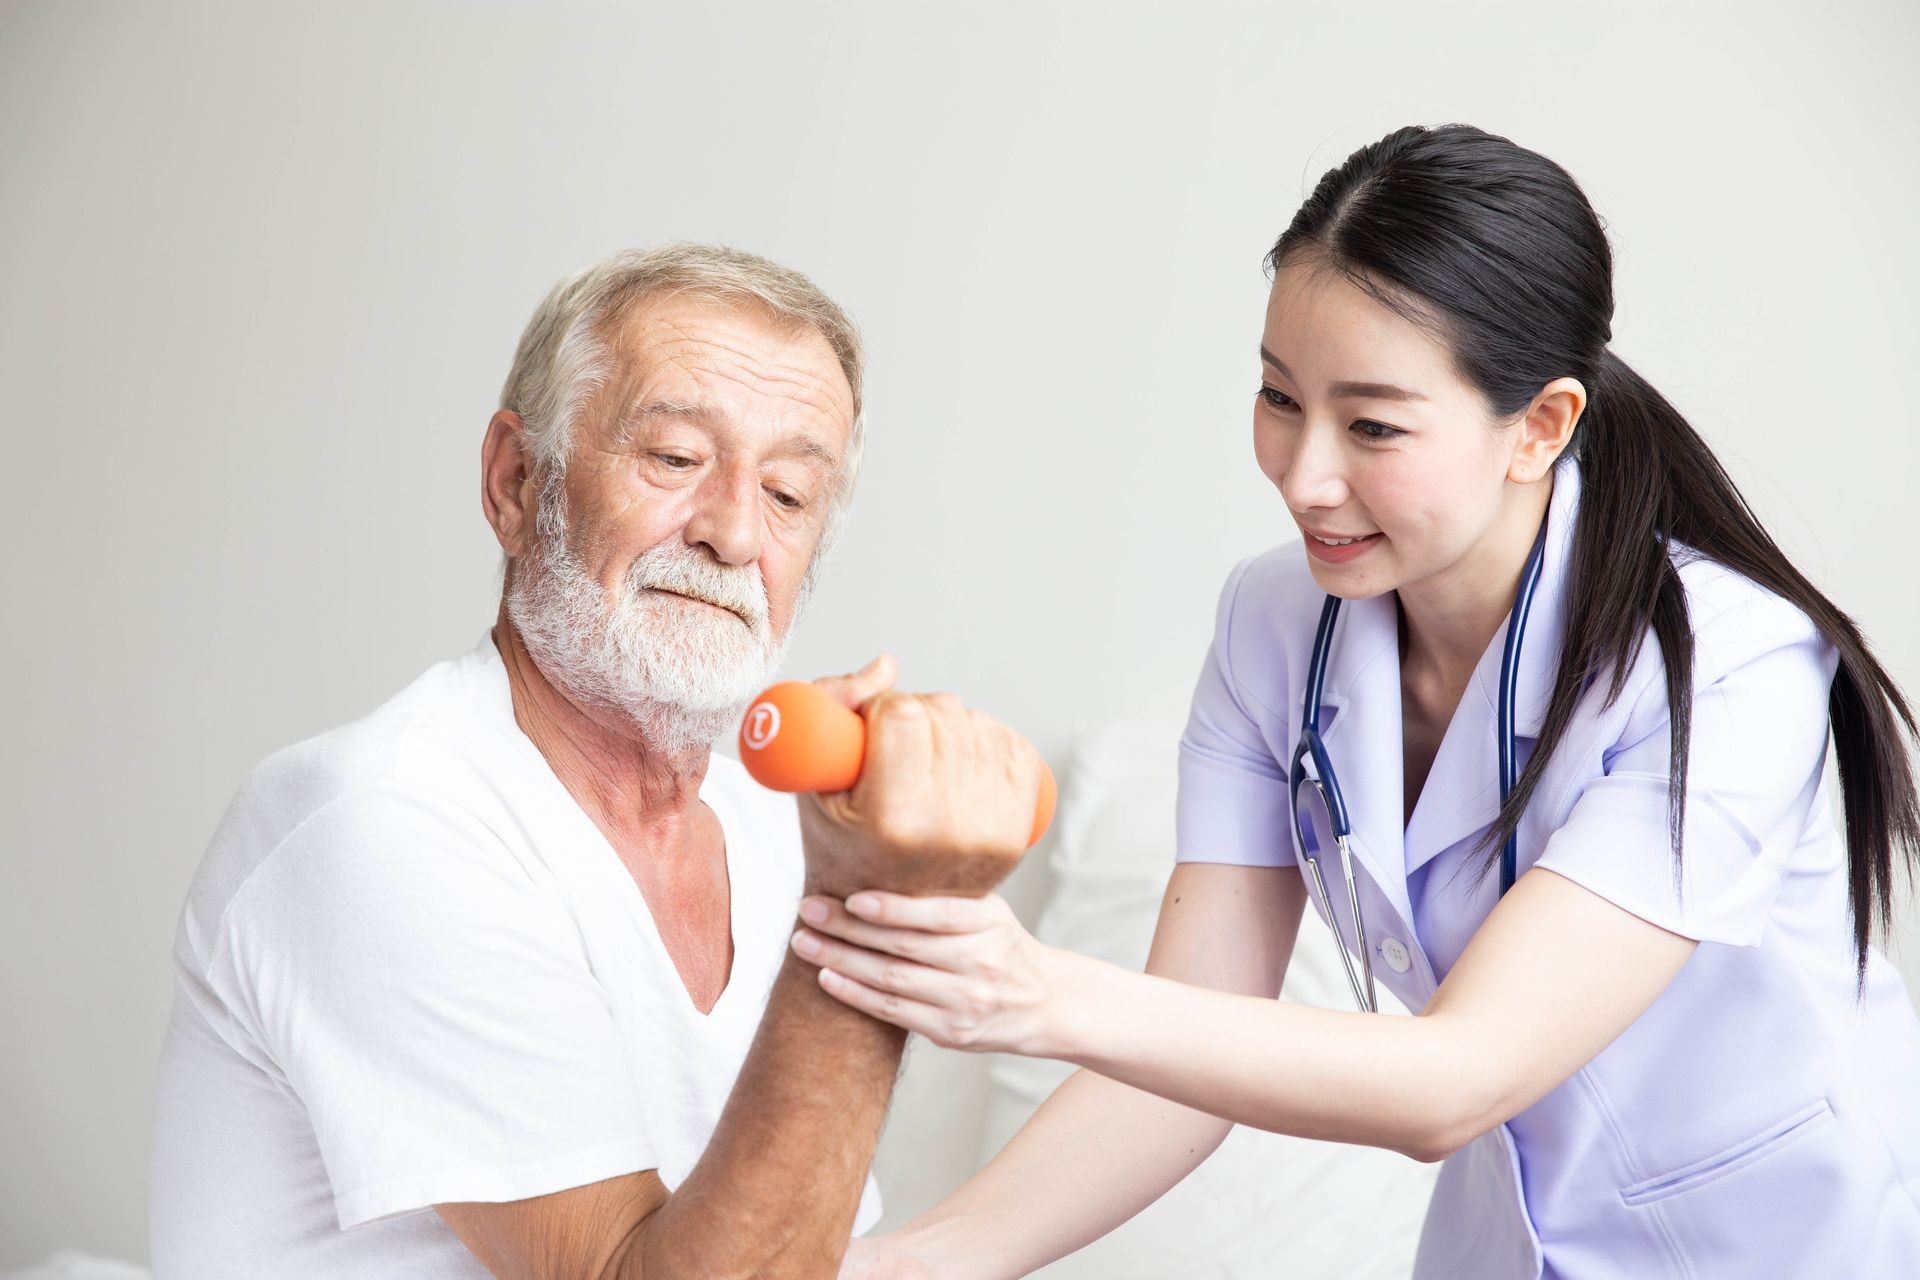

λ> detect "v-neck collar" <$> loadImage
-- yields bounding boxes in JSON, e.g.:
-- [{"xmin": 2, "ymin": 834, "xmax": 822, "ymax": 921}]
[
  {"xmin": 1312, "ymin": 461, "xmax": 1581, "ymax": 888},
  {"xmin": 473, "ymin": 632, "xmax": 749, "ymax": 1023}
]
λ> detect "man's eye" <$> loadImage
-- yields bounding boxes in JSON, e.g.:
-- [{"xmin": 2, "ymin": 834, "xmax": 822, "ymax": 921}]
[
  {"xmin": 767, "ymin": 487, "xmax": 804, "ymax": 511},
  {"xmin": 1258, "ymin": 386, "xmax": 1297, "ymax": 411},
  {"xmin": 654, "ymin": 454, "xmax": 698, "ymax": 469}
]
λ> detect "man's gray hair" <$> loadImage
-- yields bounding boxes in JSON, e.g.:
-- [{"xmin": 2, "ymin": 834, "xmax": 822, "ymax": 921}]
[{"xmin": 499, "ymin": 242, "xmax": 867, "ymax": 542}]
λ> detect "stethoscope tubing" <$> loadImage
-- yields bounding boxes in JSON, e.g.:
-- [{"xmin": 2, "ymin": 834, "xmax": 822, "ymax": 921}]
[{"xmin": 1497, "ymin": 525, "xmax": 1549, "ymax": 895}]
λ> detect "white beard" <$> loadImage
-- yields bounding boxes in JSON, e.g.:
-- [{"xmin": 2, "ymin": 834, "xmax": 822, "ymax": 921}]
[{"xmin": 505, "ymin": 484, "xmax": 793, "ymax": 754}]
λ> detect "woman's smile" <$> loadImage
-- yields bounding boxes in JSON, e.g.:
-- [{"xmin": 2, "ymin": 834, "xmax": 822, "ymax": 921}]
[{"xmin": 1301, "ymin": 527, "xmax": 1385, "ymax": 563}]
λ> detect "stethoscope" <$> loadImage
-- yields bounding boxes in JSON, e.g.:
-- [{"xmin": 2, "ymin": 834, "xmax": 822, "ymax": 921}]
[{"xmin": 1288, "ymin": 522, "xmax": 1549, "ymax": 1013}]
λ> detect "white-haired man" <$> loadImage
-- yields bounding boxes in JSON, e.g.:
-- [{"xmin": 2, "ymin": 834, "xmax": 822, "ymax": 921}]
[{"xmin": 150, "ymin": 244, "xmax": 1046, "ymax": 1279}]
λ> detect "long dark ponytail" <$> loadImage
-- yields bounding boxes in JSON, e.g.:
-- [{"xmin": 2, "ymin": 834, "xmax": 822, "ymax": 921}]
[{"xmin": 1269, "ymin": 124, "xmax": 1917, "ymax": 979}]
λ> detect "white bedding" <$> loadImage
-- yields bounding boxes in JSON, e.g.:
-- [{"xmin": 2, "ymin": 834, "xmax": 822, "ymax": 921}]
[{"xmin": 1, "ymin": 1254, "xmax": 149, "ymax": 1280}]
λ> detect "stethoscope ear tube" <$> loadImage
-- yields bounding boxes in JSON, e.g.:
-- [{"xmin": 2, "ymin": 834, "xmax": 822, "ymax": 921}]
[
  {"xmin": 1299, "ymin": 848, "xmax": 1375, "ymax": 1013},
  {"xmin": 1298, "ymin": 596, "xmax": 1376, "ymax": 1011}
]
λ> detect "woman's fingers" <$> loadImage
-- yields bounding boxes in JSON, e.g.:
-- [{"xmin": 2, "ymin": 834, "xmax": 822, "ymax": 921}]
[
  {"xmin": 791, "ymin": 929, "xmax": 967, "ymax": 1005},
  {"xmin": 796, "ymin": 893, "xmax": 1050, "ymax": 1055},
  {"xmin": 834, "ymin": 890, "xmax": 1008, "ymax": 934},
  {"xmin": 797, "ymin": 896, "xmax": 967, "ymax": 964},
  {"xmin": 816, "ymin": 966, "xmax": 948, "ymax": 1040}
]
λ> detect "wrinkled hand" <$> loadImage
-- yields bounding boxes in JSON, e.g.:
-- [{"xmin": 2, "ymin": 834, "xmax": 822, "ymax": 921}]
[
  {"xmin": 837, "ymin": 1236, "xmax": 941, "ymax": 1280},
  {"xmin": 796, "ymin": 657, "xmax": 1047, "ymax": 901},
  {"xmin": 791, "ymin": 890, "xmax": 1069, "ymax": 1056}
]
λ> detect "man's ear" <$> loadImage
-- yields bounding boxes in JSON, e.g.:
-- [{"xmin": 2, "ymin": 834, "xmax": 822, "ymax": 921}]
[
  {"xmin": 1509, "ymin": 376, "xmax": 1585, "ymax": 484},
  {"xmin": 481, "ymin": 410, "xmax": 539, "ymax": 557}
]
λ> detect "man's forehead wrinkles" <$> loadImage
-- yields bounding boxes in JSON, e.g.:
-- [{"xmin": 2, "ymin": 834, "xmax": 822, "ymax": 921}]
[
  {"xmin": 625, "ymin": 357, "xmax": 849, "ymax": 430},
  {"xmin": 647, "ymin": 336, "xmax": 839, "ymax": 394},
  {"xmin": 622, "ymin": 305, "xmax": 832, "ymax": 367},
  {"xmin": 597, "ymin": 308, "xmax": 856, "ymax": 451},
  {"xmin": 690, "ymin": 362, "xmax": 843, "ymax": 414}
]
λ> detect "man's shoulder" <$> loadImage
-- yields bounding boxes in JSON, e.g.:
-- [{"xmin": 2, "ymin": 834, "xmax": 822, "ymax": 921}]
[
  {"xmin": 237, "ymin": 645, "xmax": 510, "ymax": 833},
  {"xmin": 179, "ymin": 643, "xmax": 532, "ymax": 953}
]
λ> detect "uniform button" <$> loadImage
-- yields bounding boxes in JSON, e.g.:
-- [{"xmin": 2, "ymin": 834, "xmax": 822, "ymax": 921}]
[{"xmin": 1381, "ymin": 937, "xmax": 1412, "ymax": 974}]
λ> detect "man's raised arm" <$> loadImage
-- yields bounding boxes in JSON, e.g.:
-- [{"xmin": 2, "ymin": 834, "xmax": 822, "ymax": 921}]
[{"xmin": 437, "ymin": 687, "xmax": 1048, "ymax": 1280}]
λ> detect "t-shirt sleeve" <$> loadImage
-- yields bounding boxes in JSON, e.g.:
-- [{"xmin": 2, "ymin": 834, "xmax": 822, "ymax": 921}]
[
  {"xmin": 211, "ymin": 785, "xmax": 654, "ymax": 1228},
  {"xmin": 1532, "ymin": 593, "xmax": 1840, "ymax": 946},
  {"xmin": 1175, "ymin": 556, "xmax": 1297, "ymax": 868}
]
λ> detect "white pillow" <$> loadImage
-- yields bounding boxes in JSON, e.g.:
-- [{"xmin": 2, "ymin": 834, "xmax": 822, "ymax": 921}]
[{"xmin": 979, "ymin": 718, "xmax": 1437, "ymax": 1278}]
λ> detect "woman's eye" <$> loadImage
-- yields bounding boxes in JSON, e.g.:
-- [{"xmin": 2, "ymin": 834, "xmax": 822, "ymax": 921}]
[{"xmin": 1257, "ymin": 388, "xmax": 1400, "ymax": 440}]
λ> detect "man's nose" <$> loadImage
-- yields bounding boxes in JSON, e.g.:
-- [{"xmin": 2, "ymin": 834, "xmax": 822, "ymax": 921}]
[
  {"xmin": 1279, "ymin": 420, "xmax": 1349, "ymax": 515},
  {"xmin": 683, "ymin": 460, "xmax": 763, "ymax": 566}
]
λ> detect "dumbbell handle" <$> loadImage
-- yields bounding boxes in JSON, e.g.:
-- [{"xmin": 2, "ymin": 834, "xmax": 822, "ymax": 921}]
[{"xmin": 738, "ymin": 681, "xmax": 1056, "ymax": 847}]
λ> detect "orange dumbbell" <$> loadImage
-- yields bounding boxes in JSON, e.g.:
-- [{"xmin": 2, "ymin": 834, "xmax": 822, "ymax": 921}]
[{"xmin": 738, "ymin": 681, "xmax": 1056, "ymax": 847}]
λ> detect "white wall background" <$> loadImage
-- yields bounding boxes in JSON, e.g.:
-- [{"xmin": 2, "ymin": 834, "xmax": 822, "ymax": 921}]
[{"xmin": 3, "ymin": 0, "xmax": 1917, "ymax": 1264}]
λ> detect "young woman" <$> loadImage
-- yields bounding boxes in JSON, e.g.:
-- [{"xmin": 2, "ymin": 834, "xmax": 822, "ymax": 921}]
[{"xmin": 793, "ymin": 124, "xmax": 1920, "ymax": 1278}]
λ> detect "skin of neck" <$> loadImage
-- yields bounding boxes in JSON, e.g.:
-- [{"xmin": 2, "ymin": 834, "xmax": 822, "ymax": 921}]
[
  {"xmin": 1394, "ymin": 469, "xmax": 1556, "ymax": 694},
  {"xmin": 489, "ymin": 598, "xmax": 715, "ymax": 851}
]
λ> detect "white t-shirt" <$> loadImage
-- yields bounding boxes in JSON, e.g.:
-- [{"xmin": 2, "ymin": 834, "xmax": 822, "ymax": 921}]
[{"xmin": 150, "ymin": 632, "xmax": 882, "ymax": 1278}]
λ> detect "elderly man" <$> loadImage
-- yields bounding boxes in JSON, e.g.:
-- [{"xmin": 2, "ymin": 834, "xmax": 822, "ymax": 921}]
[{"xmin": 150, "ymin": 244, "xmax": 1045, "ymax": 1279}]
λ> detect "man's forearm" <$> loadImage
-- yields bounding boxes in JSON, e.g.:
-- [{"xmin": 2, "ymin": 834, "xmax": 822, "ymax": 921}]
[{"xmin": 628, "ymin": 944, "xmax": 907, "ymax": 1279}]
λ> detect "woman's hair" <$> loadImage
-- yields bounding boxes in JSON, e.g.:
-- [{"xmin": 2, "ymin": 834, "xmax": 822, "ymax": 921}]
[{"xmin": 1268, "ymin": 123, "xmax": 1917, "ymax": 979}]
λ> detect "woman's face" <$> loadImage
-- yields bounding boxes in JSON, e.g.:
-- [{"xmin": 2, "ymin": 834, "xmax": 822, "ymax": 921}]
[{"xmin": 1253, "ymin": 258, "xmax": 1526, "ymax": 602}]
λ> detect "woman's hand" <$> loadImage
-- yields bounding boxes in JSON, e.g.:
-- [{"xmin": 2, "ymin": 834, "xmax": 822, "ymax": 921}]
[{"xmin": 791, "ymin": 890, "xmax": 1079, "ymax": 1057}]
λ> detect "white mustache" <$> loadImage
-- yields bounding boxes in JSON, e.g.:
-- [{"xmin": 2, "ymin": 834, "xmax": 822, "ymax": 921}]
[{"xmin": 624, "ymin": 543, "xmax": 770, "ymax": 630}]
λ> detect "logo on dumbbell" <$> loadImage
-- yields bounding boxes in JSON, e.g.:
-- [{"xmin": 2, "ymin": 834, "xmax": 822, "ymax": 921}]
[{"xmin": 743, "ymin": 701, "xmax": 781, "ymax": 750}]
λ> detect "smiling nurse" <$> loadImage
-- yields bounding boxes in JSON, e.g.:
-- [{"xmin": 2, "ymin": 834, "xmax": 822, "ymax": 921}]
[{"xmin": 796, "ymin": 124, "xmax": 1920, "ymax": 1279}]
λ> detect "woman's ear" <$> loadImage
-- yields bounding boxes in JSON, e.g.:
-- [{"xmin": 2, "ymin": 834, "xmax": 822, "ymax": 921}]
[
  {"xmin": 1509, "ymin": 377, "xmax": 1585, "ymax": 483},
  {"xmin": 481, "ymin": 410, "xmax": 539, "ymax": 557}
]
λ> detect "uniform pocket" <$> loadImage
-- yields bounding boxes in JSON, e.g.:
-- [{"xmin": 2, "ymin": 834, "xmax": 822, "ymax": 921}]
[
  {"xmin": 1615, "ymin": 1094, "xmax": 1906, "ymax": 1273},
  {"xmin": 1619, "ymin": 1098, "xmax": 1832, "ymax": 1206}
]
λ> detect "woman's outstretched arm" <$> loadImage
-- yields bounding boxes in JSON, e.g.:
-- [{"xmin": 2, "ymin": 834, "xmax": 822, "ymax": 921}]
[
  {"xmin": 834, "ymin": 862, "xmax": 1307, "ymax": 1280},
  {"xmin": 803, "ymin": 866, "xmax": 1696, "ymax": 1172}
]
